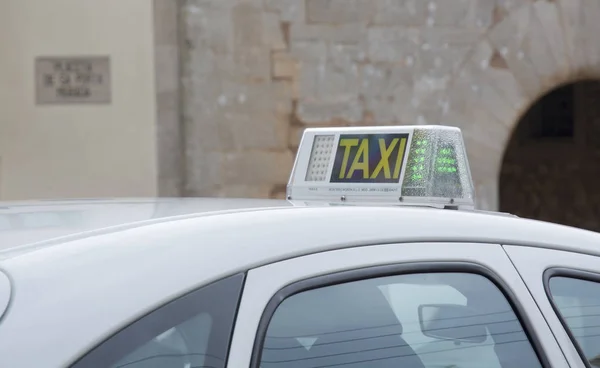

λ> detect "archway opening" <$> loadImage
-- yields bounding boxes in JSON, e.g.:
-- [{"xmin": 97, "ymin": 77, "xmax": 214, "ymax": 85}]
[{"xmin": 500, "ymin": 79, "xmax": 600, "ymax": 232}]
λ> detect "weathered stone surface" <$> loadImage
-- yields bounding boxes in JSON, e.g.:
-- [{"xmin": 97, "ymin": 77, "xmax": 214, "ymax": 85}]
[
  {"xmin": 215, "ymin": 184, "xmax": 274, "ymax": 198},
  {"xmin": 533, "ymin": 1, "xmax": 570, "ymax": 78},
  {"xmin": 522, "ymin": 9, "xmax": 562, "ymax": 89},
  {"xmin": 221, "ymin": 150, "xmax": 294, "ymax": 185},
  {"xmin": 372, "ymin": 0, "xmax": 428, "ymax": 26},
  {"xmin": 466, "ymin": 0, "xmax": 495, "ymax": 29},
  {"xmin": 295, "ymin": 46, "xmax": 361, "ymax": 102},
  {"xmin": 425, "ymin": 0, "xmax": 472, "ymax": 27},
  {"xmin": 155, "ymin": 0, "xmax": 183, "ymax": 196},
  {"xmin": 221, "ymin": 112, "xmax": 290, "ymax": 150},
  {"xmin": 264, "ymin": 0, "xmax": 306, "ymax": 22},
  {"xmin": 290, "ymin": 24, "xmax": 366, "ymax": 44},
  {"xmin": 183, "ymin": 3, "xmax": 234, "ymax": 55},
  {"xmin": 263, "ymin": 12, "xmax": 287, "ymax": 50},
  {"xmin": 367, "ymin": 28, "xmax": 420, "ymax": 63},
  {"xmin": 306, "ymin": 0, "xmax": 375, "ymax": 23},
  {"xmin": 456, "ymin": 56, "xmax": 520, "ymax": 127},
  {"xmin": 581, "ymin": 0, "xmax": 600, "ymax": 74},
  {"xmin": 288, "ymin": 125, "xmax": 305, "ymax": 149},
  {"xmin": 215, "ymin": 81, "xmax": 293, "ymax": 115},
  {"xmin": 556, "ymin": 0, "xmax": 588, "ymax": 74},
  {"xmin": 184, "ymin": 151, "xmax": 223, "ymax": 195},
  {"xmin": 272, "ymin": 51, "xmax": 298, "ymax": 79},
  {"xmin": 232, "ymin": 3, "xmax": 271, "ymax": 80},
  {"xmin": 418, "ymin": 28, "xmax": 479, "ymax": 78},
  {"xmin": 297, "ymin": 99, "xmax": 363, "ymax": 124},
  {"xmin": 154, "ymin": 0, "xmax": 180, "ymax": 46},
  {"xmin": 155, "ymin": 45, "xmax": 180, "ymax": 94},
  {"xmin": 487, "ymin": 4, "xmax": 543, "ymax": 99},
  {"xmin": 290, "ymin": 41, "xmax": 328, "ymax": 61},
  {"xmin": 177, "ymin": 0, "xmax": 600, "ymax": 216}
]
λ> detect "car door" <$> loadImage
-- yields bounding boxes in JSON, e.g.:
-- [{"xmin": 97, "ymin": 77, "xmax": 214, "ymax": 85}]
[
  {"xmin": 504, "ymin": 245, "xmax": 600, "ymax": 368},
  {"xmin": 228, "ymin": 242, "xmax": 569, "ymax": 368}
]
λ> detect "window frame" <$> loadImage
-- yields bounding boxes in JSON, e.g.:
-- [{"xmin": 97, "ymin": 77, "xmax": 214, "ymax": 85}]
[
  {"xmin": 543, "ymin": 267, "xmax": 600, "ymax": 368},
  {"xmin": 249, "ymin": 261, "xmax": 551, "ymax": 368},
  {"xmin": 69, "ymin": 272, "xmax": 246, "ymax": 368}
]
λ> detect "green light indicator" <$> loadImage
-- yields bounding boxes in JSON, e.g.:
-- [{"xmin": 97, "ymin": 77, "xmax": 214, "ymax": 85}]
[{"xmin": 435, "ymin": 145, "xmax": 459, "ymax": 174}]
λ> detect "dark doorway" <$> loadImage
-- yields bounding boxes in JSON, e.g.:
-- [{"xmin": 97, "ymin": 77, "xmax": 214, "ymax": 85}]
[{"xmin": 500, "ymin": 80, "xmax": 600, "ymax": 232}]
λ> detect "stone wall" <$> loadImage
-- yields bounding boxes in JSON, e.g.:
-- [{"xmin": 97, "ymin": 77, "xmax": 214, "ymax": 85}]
[{"xmin": 172, "ymin": 0, "xmax": 600, "ymax": 210}]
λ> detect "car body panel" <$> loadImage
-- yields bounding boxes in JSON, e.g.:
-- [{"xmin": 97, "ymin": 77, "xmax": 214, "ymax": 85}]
[
  {"xmin": 0, "ymin": 199, "xmax": 598, "ymax": 366},
  {"xmin": 229, "ymin": 242, "xmax": 569, "ymax": 368},
  {"xmin": 504, "ymin": 245, "xmax": 600, "ymax": 368}
]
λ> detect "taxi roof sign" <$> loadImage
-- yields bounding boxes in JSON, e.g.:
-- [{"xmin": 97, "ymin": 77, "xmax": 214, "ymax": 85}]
[{"xmin": 287, "ymin": 125, "xmax": 475, "ymax": 209}]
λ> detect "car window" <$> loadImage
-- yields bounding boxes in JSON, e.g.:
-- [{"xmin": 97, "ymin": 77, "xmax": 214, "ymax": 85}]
[
  {"xmin": 258, "ymin": 272, "xmax": 542, "ymax": 368},
  {"xmin": 548, "ymin": 276, "xmax": 600, "ymax": 367},
  {"xmin": 71, "ymin": 273, "xmax": 244, "ymax": 368}
]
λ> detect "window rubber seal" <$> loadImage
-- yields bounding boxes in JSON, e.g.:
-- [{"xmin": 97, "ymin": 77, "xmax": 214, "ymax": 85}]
[
  {"xmin": 543, "ymin": 267, "xmax": 600, "ymax": 368},
  {"xmin": 249, "ymin": 261, "xmax": 551, "ymax": 368}
]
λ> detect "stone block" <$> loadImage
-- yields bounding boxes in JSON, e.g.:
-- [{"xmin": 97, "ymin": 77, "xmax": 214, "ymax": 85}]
[
  {"xmin": 367, "ymin": 28, "xmax": 420, "ymax": 63},
  {"xmin": 290, "ymin": 24, "xmax": 366, "ymax": 44},
  {"xmin": 361, "ymin": 63, "xmax": 414, "ymax": 99},
  {"xmin": 362, "ymin": 97, "xmax": 397, "ymax": 124},
  {"xmin": 156, "ymin": 91, "xmax": 183, "ymax": 197},
  {"xmin": 533, "ymin": 1, "xmax": 570, "ymax": 78},
  {"xmin": 297, "ymin": 98, "xmax": 363, "ymax": 124},
  {"xmin": 155, "ymin": 45, "xmax": 179, "ymax": 94},
  {"xmin": 306, "ymin": 0, "xmax": 375, "ymax": 23},
  {"xmin": 290, "ymin": 41, "xmax": 328, "ymax": 61},
  {"xmin": 295, "ymin": 44, "xmax": 361, "ymax": 101},
  {"xmin": 466, "ymin": 0, "xmax": 495, "ymax": 29},
  {"xmin": 581, "ymin": 0, "xmax": 600, "ymax": 72},
  {"xmin": 270, "ymin": 185, "xmax": 288, "ymax": 200},
  {"xmin": 468, "ymin": 40, "xmax": 528, "ymax": 113},
  {"xmin": 272, "ymin": 51, "xmax": 298, "ymax": 79},
  {"xmin": 557, "ymin": 0, "xmax": 587, "ymax": 72},
  {"xmin": 264, "ymin": 0, "xmax": 306, "ymax": 22},
  {"xmin": 454, "ymin": 60, "xmax": 517, "ymax": 128},
  {"xmin": 263, "ymin": 12, "xmax": 287, "ymax": 50},
  {"xmin": 418, "ymin": 28, "xmax": 479, "ymax": 79},
  {"xmin": 232, "ymin": 3, "xmax": 272, "ymax": 80},
  {"xmin": 184, "ymin": 151, "xmax": 224, "ymax": 194},
  {"xmin": 215, "ymin": 184, "xmax": 274, "ymax": 199},
  {"xmin": 183, "ymin": 4, "xmax": 233, "ymax": 55},
  {"xmin": 288, "ymin": 125, "xmax": 306, "ymax": 149},
  {"xmin": 372, "ymin": 0, "xmax": 428, "ymax": 26},
  {"xmin": 221, "ymin": 150, "xmax": 295, "ymax": 185},
  {"xmin": 425, "ymin": 0, "xmax": 472, "ymax": 27},
  {"xmin": 154, "ymin": 0, "xmax": 180, "ymax": 46},
  {"xmin": 216, "ymin": 80, "xmax": 293, "ymax": 115},
  {"xmin": 520, "ymin": 8, "xmax": 562, "ymax": 89},
  {"xmin": 220, "ymin": 111, "xmax": 290, "ymax": 150},
  {"xmin": 487, "ymin": 4, "xmax": 542, "ymax": 99}
]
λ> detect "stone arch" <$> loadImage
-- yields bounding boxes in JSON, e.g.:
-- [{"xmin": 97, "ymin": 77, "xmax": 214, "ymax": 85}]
[
  {"xmin": 499, "ymin": 78, "xmax": 600, "ymax": 230},
  {"xmin": 446, "ymin": 0, "xmax": 600, "ymax": 211}
]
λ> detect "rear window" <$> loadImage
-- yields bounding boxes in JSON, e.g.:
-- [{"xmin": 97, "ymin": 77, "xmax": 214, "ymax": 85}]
[{"xmin": 71, "ymin": 273, "xmax": 245, "ymax": 368}]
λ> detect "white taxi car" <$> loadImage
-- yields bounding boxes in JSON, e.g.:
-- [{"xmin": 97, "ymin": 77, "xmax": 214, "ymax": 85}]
[{"xmin": 0, "ymin": 125, "xmax": 599, "ymax": 368}]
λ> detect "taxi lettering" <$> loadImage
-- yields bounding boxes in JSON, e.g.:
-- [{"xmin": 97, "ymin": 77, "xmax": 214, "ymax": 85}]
[{"xmin": 330, "ymin": 133, "xmax": 409, "ymax": 183}]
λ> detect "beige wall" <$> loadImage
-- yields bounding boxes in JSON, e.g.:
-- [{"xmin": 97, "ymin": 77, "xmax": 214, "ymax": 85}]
[{"xmin": 0, "ymin": 0, "xmax": 157, "ymax": 200}]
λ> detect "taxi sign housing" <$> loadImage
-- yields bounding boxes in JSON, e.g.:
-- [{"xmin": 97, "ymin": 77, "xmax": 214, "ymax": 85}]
[{"xmin": 287, "ymin": 125, "xmax": 475, "ymax": 209}]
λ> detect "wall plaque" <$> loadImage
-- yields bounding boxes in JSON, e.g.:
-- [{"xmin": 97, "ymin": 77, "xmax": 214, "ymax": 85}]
[{"xmin": 35, "ymin": 56, "xmax": 111, "ymax": 104}]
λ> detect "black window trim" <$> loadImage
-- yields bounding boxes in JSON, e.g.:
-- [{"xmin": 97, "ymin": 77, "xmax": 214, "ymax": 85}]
[
  {"xmin": 69, "ymin": 272, "xmax": 246, "ymax": 368},
  {"xmin": 250, "ymin": 261, "xmax": 551, "ymax": 368},
  {"xmin": 543, "ymin": 267, "xmax": 600, "ymax": 368}
]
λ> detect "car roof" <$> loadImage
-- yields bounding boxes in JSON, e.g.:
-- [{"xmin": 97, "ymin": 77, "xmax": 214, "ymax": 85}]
[
  {"xmin": 1, "ymin": 198, "xmax": 600, "ymax": 367},
  {"xmin": 0, "ymin": 197, "xmax": 292, "ymax": 250}
]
